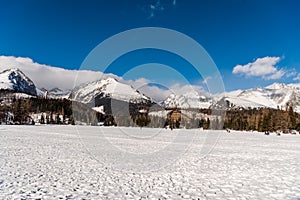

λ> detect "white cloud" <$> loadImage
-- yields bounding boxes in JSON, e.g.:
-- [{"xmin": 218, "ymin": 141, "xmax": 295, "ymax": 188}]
[
  {"xmin": 120, "ymin": 78, "xmax": 171, "ymax": 101},
  {"xmin": 232, "ymin": 56, "xmax": 285, "ymax": 80},
  {"xmin": 293, "ymin": 73, "xmax": 300, "ymax": 81},
  {"xmin": 0, "ymin": 55, "xmax": 204, "ymax": 102},
  {"xmin": 123, "ymin": 77, "xmax": 150, "ymax": 89},
  {"xmin": 0, "ymin": 55, "xmax": 146, "ymax": 91},
  {"xmin": 285, "ymin": 68, "xmax": 297, "ymax": 78},
  {"xmin": 202, "ymin": 76, "xmax": 212, "ymax": 85},
  {"xmin": 169, "ymin": 84, "xmax": 204, "ymax": 96},
  {"xmin": 127, "ymin": 81, "xmax": 205, "ymax": 102},
  {"xmin": 138, "ymin": 83, "xmax": 205, "ymax": 102},
  {"xmin": 265, "ymin": 69, "xmax": 285, "ymax": 80},
  {"xmin": 138, "ymin": 85, "xmax": 172, "ymax": 102},
  {"xmin": 0, "ymin": 55, "xmax": 109, "ymax": 90}
]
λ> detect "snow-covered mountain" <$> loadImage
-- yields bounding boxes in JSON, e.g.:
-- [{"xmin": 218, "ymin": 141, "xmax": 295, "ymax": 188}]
[
  {"xmin": 2, "ymin": 67, "xmax": 300, "ymax": 114},
  {"xmin": 36, "ymin": 87, "xmax": 71, "ymax": 99},
  {"xmin": 219, "ymin": 83, "xmax": 300, "ymax": 112},
  {"xmin": 162, "ymin": 91, "xmax": 212, "ymax": 109},
  {"xmin": 0, "ymin": 68, "xmax": 37, "ymax": 95},
  {"xmin": 49, "ymin": 88, "xmax": 71, "ymax": 99},
  {"xmin": 71, "ymin": 77, "xmax": 151, "ymax": 104},
  {"xmin": 162, "ymin": 82, "xmax": 300, "ymax": 113}
]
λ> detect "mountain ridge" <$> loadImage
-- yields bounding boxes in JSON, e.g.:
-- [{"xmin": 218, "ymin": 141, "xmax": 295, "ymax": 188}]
[
  {"xmin": 1, "ymin": 68, "xmax": 300, "ymax": 113},
  {"xmin": 70, "ymin": 77, "xmax": 151, "ymax": 104}
]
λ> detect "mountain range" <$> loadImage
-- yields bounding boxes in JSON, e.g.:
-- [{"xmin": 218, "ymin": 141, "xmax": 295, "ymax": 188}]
[
  {"xmin": 1, "ymin": 68, "xmax": 300, "ymax": 113},
  {"xmin": 162, "ymin": 82, "xmax": 300, "ymax": 113}
]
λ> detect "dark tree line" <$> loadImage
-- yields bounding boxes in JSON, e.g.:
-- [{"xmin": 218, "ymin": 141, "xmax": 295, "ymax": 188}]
[
  {"xmin": 223, "ymin": 107, "xmax": 300, "ymax": 132},
  {"xmin": 2, "ymin": 91, "xmax": 300, "ymax": 132}
]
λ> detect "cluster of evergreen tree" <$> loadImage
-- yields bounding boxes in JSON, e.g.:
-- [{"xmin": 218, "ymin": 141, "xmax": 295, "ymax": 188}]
[
  {"xmin": 0, "ymin": 94, "xmax": 105, "ymax": 125},
  {"xmin": 0, "ymin": 96, "xmax": 74, "ymax": 125},
  {"xmin": 1, "ymin": 91, "xmax": 300, "ymax": 132},
  {"xmin": 223, "ymin": 107, "xmax": 300, "ymax": 132},
  {"xmin": 128, "ymin": 99, "xmax": 153, "ymax": 127}
]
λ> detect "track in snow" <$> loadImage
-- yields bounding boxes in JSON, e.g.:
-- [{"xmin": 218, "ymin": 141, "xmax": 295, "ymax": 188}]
[{"xmin": 0, "ymin": 125, "xmax": 299, "ymax": 199}]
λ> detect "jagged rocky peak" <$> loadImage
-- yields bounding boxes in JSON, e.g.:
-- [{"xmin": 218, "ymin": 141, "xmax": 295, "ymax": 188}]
[
  {"xmin": 71, "ymin": 77, "xmax": 151, "ymax": 104},
  {"xmin": 49, "ymin": 87, "xmax": 64, "ymax": 93},
  {"xmin": 266, "ymin": 82, "xmax": 287, "ymax": 90},
  {"xmin": 0, "ymin": 68, "xmax": 37, "ymax": 95},
  {"xmin": 163, "ymin": 91, "xmax": 211, "ymax": 109}
]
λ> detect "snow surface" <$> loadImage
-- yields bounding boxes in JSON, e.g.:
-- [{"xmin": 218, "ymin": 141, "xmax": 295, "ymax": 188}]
[
  {"xmin": 92, "ymin": 106, "xmax": 105, "ymax": 114},
  {"xmin": 149, "ymin": 110, "xmax": 172, "ymax": 118},
  {"xmin": 0, "ymin": 126, "xmax": 299, "ymax": 199}
]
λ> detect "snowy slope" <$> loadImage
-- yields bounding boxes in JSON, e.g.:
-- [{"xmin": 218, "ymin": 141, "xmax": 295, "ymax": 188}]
[
  {"xmin": 163, "ymin": 91, "xmax": 211, "ymax": 109},
  {"xmin": 35, "ymin": 87, "xmax": 71, "ymax": 99},
  {"xmin": 71, "ymin": 78, "xmax": 150, "ymax": 104},
  {"xmin": 220, "ymin": 83, "xmax": 300, "ymax": 112},
  {"xmin": 48, "ymin": 88, "xmax": 71, "ymax": 99},
  {"xmin": 223, "ymin": 88, "xmax": 277, "ymax": 109},
  {"xmin": 162, "ymin": 82, "xmax": 300, "ymax": 113},
  {"xmin": 0, "ymin": 68, "xmax": 37, "ymax": 95}
]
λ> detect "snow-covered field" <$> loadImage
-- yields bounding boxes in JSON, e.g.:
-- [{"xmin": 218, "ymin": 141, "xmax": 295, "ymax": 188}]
[{"xmin": 0, "ymin": 125, "xmax": 299, "ymax": 199}]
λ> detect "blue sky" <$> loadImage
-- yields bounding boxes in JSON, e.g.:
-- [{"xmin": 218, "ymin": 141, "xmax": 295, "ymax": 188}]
[{"xmin": 1, "ymin": 0, "xmax": 300, "ymax": 91}]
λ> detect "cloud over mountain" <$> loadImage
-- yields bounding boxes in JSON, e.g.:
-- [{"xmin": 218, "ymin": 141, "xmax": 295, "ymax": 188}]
[
  {"xmin": 0, "ymin": 56, "xmax": 107, "ymax": 90},
  {"xmin": 232, "ymin": 56, "xmax": 285, "ymax": 80},
  {"xmin": 0, "ymin": 55, "xmax": 205, "ymax": 102}
]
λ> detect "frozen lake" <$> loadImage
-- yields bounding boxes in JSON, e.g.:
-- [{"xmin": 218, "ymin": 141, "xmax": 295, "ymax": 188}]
[{"xmin": 0, "ymin": 125, "xmax": 299, "ymax": 199}]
